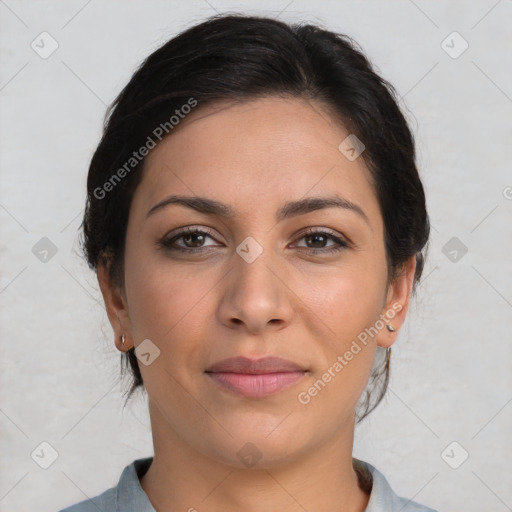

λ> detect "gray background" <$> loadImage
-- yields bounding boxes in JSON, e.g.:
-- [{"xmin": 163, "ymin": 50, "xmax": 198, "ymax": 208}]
[{"xmin": 1, "ymin": 1, "xmax": 511, "ymax": 511}]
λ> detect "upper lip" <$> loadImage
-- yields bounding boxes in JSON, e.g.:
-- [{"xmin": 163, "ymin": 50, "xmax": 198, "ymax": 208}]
[{"xmin": 205, "ymin": 356, "xmax": 306, "ymax": 374}]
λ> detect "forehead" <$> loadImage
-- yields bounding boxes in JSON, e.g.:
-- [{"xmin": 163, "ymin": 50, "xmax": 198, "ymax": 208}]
[{"xmin": 133, "ymin": 96, "xmax": 381, "ymax": 226}]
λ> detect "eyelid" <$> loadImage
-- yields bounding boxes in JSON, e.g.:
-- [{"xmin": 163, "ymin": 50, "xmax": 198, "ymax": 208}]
[
  {"xmin": 159, "ymin": 225, "xmax": 351, "ymax": 254},
  {"xmin": 162, "ymin": 225, "xmax": 221, "ymax": 246},
  {"xmin": 295, "ymin": 226, "xmax": 351, "ymax": 244},
  {"xmin": 164, "ymin": 224, "xmax": 218, "ymax": 239},
  {"xmin": 162, "ymin": 225, "xmax": 349, "ymax": 243}
]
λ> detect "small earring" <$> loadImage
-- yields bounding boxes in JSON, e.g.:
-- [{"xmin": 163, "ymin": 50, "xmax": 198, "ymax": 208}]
[
  {"xmin": 121, "ymin": 334, "xmax": 126, "ymax": 345},
  {"xmin": 385, "ymin": 324, "xmax": 396, "ymax": 332}
]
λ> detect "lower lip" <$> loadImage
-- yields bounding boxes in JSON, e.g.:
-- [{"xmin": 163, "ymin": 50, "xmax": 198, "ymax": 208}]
[{"xmin": 206, "ymin": 371, "xmax": 306, "ymax": 398}]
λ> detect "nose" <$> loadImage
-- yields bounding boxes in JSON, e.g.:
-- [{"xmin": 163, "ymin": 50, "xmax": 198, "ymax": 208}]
[{"xmin": 217, "ymin": 243, "xmax": 294, "ymax": 335}]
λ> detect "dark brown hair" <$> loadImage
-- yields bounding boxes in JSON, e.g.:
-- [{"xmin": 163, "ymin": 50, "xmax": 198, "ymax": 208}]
[{"xmin": 80, "ymin": 13, "xmax": 429, "ymax": 423}]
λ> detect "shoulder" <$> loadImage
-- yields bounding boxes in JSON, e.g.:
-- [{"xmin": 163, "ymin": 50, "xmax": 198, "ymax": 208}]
[
  {"xmin": 57, "ymin": 486, "xmax": 116, "ymax": 512},
  {"xmin": 57, "ymin": 457, "xmax": 154, "ymax": 512},
  {"xmin": 354, "ymin": 458, "xmax": 438, "ymax": 512}
]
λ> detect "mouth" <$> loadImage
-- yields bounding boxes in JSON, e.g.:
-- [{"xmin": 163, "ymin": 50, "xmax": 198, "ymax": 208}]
[{"xmin": 205, "ymin": 356, "xmax": 308, "ymax": 398}]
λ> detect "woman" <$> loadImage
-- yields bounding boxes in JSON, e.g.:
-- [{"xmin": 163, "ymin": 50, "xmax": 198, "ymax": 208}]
[{"xmin": 60, "ymin": 13, "xmax": 436, "ymax": 512}]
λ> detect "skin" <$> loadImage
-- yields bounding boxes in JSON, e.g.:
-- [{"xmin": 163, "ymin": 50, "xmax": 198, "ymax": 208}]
[{"xmin": 98, "ymin": 96, "xmax": 416, "ymax": 512}]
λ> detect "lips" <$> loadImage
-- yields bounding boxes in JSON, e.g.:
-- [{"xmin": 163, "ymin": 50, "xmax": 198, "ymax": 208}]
[
  {"xmin": 205, "ymin": 356, "xmax": 307, "ymax": 398},
  {"xmin": 205, "ymin": 356, "xmax": 306, "ymax": 374}
]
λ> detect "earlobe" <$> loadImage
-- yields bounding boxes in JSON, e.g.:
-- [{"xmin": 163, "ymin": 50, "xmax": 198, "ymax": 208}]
[
  {"xmin": 376, "ymin": 255, "xmax": 417, "ymax": 348},
  {"xmin": 97, "ymin": 259, "xmax": 132, "ymax": 351}
]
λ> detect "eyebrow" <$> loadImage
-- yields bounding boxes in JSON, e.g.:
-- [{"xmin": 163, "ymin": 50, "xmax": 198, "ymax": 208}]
[{"xmin": 146, "ymin": 194, "xmax": 369, "ymax": 224}]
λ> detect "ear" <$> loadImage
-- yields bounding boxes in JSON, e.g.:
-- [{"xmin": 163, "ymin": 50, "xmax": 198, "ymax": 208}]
[
  {"xmin": 376, "ymin": 255, "xmax": 417, "ymax": 349},
  {"xmin": 97, "ymin": 257, "xmax": 133, "ymax": 352}
]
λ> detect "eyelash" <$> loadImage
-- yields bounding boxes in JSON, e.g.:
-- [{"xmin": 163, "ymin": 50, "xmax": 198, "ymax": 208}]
[{"xmin": 158, "ymin": 226, "xmax": 349, "ymax": 255}]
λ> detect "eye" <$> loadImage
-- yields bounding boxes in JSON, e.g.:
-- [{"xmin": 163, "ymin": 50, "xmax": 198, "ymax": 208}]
[
  {"xmin": 293, "ymin": 229, "xmax": 349, "ymax": 254},
  {"xmin": 158, "ymin": 227, "xmax": 220, "ymax": 253},
  {"xmin": 158, "ymin": 227, "xmax": 350, "ymax": 255}
]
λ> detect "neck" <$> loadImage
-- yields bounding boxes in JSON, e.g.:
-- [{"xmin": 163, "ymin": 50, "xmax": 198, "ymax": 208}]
[{"xmin": 140, "ymin": 402, "xmax": 370, "ymax": 512}]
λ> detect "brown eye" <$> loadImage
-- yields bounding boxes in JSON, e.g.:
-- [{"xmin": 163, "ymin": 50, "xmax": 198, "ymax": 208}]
[
  {"xmin": 159, "ymin": 227, "xmax": 220, "ymax": 253},
  {"xmin": 304, "ymin": 233, "xmax": 330, "ymax": 249},
  {"xmin": 181, "ymin": 232, "xmax": 207, "ymax": 248},
  {"xmin": 294, "ymin": 229, "xmax": 349, "ymax": 254}
]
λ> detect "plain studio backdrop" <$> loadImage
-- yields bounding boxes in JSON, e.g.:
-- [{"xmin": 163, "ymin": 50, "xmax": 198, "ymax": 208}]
[{"xmin": 0, "ymin": 1, "xmax": 511, "ymax": 511}]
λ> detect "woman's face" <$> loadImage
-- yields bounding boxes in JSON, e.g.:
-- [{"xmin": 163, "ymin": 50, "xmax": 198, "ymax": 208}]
[{"xmin": 101, "ymin": 96, "xmax": 413, "ymax": 468}]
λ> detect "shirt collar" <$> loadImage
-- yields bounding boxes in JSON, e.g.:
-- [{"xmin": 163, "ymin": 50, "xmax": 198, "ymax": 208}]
[
  {"xmin": 112, "ymin": 456, "xmax": 433, "ymax": 512},
  {"xmin": 115, "ymin": 457, "xmax": 155, "ymax": 511}
]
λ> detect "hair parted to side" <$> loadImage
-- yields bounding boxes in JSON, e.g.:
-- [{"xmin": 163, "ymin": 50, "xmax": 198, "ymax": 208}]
[{"xmin": 80, "ymin": 13, "xmax": 429, "ymax": 423}]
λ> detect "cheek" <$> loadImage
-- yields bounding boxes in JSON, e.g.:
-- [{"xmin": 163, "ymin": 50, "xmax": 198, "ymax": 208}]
[
  {"xmin": 123, "ymin": 243, "xmax": 218, "ymax": 360},
  {"xmin": 296, "ymin": 273, "xmax": 383, "ymax": 396},
  {"xmin": 293, "ymin": 259, "xmax": 387, "ymax": 402},
  {"xmin": 126, "ymin": 263, "xmax": 207, "ymax": 336},
  {"xmin": 296, "ymin": 258, "xmax": 388, "ymax": 338}
]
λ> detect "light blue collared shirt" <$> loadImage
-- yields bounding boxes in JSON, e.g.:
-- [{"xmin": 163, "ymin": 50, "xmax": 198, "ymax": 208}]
[{"xmin": 58, "ymin": 457, "xmax": 438, "ymax": 512}]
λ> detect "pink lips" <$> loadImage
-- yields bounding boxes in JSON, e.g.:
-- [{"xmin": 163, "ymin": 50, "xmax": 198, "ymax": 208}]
[{"xmin": 205, "ymin": 356, "xmax": 307, "ymax": 398}]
